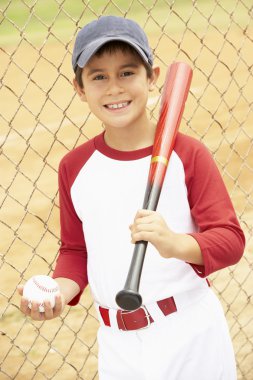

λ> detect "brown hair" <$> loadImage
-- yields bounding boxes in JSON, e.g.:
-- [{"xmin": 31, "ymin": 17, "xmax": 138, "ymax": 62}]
[{"xmin": 74, "ymin": 41, "xmax": 153, "ymax": 88}]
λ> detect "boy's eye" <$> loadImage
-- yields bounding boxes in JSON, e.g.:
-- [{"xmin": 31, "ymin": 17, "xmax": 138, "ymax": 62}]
[
  {"xmin": 121, "ymin": 71, "xmax": 134, "ymax": 77},
  {"xmin": 94, "ymin": 74, "xmax": 106, "ymax": 80}
]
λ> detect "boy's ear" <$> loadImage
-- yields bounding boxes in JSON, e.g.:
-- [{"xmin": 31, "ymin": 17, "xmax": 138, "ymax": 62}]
[
  {"xmin": 148, "ymin": 66, "xmax": 160, "ymax": 91},
  {"xmin": 73, "ymin": 78, "xmax": 87, "ymax": 102}
]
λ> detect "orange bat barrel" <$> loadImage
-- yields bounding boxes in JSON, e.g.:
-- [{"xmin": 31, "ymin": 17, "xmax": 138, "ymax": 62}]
[{"xmin": 116, "ymin": 62, "xmax": 193, "ymax": 311}]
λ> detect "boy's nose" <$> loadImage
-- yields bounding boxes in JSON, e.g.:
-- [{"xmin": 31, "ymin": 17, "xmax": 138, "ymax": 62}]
[{"xmin": 106, "ymin": 78, "xmax": 124, "ymax": 95}]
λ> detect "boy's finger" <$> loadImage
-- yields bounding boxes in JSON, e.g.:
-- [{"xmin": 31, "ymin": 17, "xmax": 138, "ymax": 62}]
[
  {"xmin": 54, "ymin": 294, "xmax": 64, "ymax": 315},
  {"xmin": 136, "ymin": 209, "xmax": 155, "ymax": 217},
  {"xmin": 135, "ymin": 214, "xmax": 157, "ymax": 226},
  {"xmin": 20, "ymin": 297, "xmax": 32, "ymax": 317},
  {"xmin": 30, "ymin": 301, "xmax": 45, "ymax": 321},
  {"xmin": 17, "ymin": 285, "xmax": 24, "ymax": 296},
  {"xmin": 43, "ymin": 300, "xmax": 54, "ymax": 319},
  {"xmin": 133, "ymin": 222, "xmax": 155, "ymax": 233},
  {"xmin": 134, "ymin": 209, "xmax": 149, "ymax": 219}
]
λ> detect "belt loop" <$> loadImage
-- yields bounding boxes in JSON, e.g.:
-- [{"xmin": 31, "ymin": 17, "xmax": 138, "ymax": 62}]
[
  {"xmin": 157, "ymin": 296, "xmax": 177, "ymax": 316},
  {"xmin": 116, "ymin": 310, "xmax": 127, "ymax": 330},
  {"xmin": 99, "ymin": 306, "xmax": 111, "ymax": 327}
]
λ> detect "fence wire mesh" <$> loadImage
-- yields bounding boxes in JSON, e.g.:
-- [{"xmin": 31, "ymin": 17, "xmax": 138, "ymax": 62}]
[{"xmin": 0, "ymin": 0, "xmax": 252, "ymax": 379}]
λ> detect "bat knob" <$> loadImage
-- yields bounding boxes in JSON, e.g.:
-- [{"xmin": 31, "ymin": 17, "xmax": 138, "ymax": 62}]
[{"xmin": 115, "ymin": 289, "xmax": 142, "ymax": 311}]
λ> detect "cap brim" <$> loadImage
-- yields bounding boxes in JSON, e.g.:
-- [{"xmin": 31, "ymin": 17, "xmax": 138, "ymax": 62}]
[{"xmin": 75, "ymin": 37, "xmax": 151, "ymax": 71}]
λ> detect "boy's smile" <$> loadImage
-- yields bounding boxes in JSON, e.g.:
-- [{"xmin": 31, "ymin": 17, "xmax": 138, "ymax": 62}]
[
  {"xmin": 104, "ymin": 101, "xmax": 131, "ymax": 111},
  {"xmin": 75, "ymin": 49, "xmax": 159, "ymax": 149}
]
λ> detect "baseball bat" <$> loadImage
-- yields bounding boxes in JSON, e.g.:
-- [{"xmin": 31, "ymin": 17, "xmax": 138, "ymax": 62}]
[{"xmin": 115, "ymin": 62, "xmax": 193, "ymax": 311}]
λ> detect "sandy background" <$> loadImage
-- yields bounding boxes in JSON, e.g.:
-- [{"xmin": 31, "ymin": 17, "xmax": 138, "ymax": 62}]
[{"xmin": 1, "ymin": 1, "xmax": 252, "ymax": 379}]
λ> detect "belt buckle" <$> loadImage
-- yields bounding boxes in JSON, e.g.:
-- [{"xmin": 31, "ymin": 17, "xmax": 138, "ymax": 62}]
[
  {"xmin": 139, "ymin": 306, "xmax": 152, "ymax": 330},
  {"xmin": 119, "ymin": 306, "xmax": 152, "ymax": 331}
]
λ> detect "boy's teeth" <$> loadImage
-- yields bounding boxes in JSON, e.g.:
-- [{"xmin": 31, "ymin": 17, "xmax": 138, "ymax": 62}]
[{"xmin": 107, "ymin": 102, "xmax": 129, "ymax": 109}]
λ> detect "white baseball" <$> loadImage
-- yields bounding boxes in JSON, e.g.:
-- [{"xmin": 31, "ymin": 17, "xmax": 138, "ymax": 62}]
[{"xmin": 23, "ymin": 275, "xmax": 60, "ymax": 312}]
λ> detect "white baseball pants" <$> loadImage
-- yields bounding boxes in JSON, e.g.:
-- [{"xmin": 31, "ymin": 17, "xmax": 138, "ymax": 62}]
[{"xmin": 97, "ymin": 288, "xmax": 236, "ymax": 380}]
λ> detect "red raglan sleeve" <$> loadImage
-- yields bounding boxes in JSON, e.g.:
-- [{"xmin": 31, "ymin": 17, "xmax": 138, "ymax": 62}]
[
  {"xmin": 53, "ymin": 157, "xmax": 88, "ymax": 306},
  {"xmin": 177, "ymin": 134, "xmax": 245, "ymax": 277}
]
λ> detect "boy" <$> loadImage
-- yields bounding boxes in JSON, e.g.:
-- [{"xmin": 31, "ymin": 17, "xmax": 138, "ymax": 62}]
[{"xmin": 19, "ymin": 16, "xmax": 245, "ymax": 379}]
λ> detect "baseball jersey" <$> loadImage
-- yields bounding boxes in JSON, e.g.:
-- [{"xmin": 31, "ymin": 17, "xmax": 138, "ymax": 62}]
[{"xmin": 53, "ymin": 132, "xmax": 245, "ymax": 308}]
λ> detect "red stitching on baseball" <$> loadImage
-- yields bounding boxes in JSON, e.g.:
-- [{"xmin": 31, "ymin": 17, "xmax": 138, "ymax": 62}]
[{"xmin": 33, "ymin": 277, "xmax": 59, "ymax": 293}]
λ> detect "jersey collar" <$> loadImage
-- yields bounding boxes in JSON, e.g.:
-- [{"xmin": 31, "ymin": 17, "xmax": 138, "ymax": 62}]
[{"xmin": 94, "ymin": 132, "xmax": 153, "ymax": 161}]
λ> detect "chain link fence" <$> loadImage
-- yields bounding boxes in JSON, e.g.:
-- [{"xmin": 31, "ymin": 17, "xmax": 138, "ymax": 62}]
[{"xmin": 0, "ymin": 0, "xmax": 252, "ymax": 379}]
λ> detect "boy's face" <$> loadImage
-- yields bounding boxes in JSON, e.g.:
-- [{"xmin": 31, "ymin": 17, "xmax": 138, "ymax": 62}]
[{"xmin": 74, "ymin": 49, "xmax": 159, "ymax": 132}]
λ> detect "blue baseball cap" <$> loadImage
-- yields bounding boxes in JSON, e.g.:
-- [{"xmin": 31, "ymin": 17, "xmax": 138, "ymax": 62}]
[{"xmin": 72, "ymin": 16, "xmax": 153, "ymax": 72}]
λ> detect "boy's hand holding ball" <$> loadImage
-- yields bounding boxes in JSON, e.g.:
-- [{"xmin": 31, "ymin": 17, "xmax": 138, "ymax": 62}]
[
  {"xmin": 23, "ymin": 275, "xmax": 60, "ymax": 312},
  {"xmin": 18, "ymin": 275, "xmax": 65, "ymax": 320}
]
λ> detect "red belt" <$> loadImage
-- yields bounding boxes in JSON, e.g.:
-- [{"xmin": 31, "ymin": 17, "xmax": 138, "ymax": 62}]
[{"xmin": 99, "ymin": 296, "xmax": 177, "ymax": 331}]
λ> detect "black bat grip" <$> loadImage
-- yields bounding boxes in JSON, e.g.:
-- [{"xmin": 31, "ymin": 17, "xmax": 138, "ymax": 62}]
[
  {"xmin": 115, "ymin": 240, "xmax": 147, "ymax": 311},
  {"xmin": 116, "ymin": 183, "xmax": 161, "ymax": 311}
]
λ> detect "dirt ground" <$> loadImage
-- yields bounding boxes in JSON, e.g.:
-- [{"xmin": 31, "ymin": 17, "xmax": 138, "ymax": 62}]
[{"xmin": 1, "ymin": 13, "xmax": 253, "ymax": 380}]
